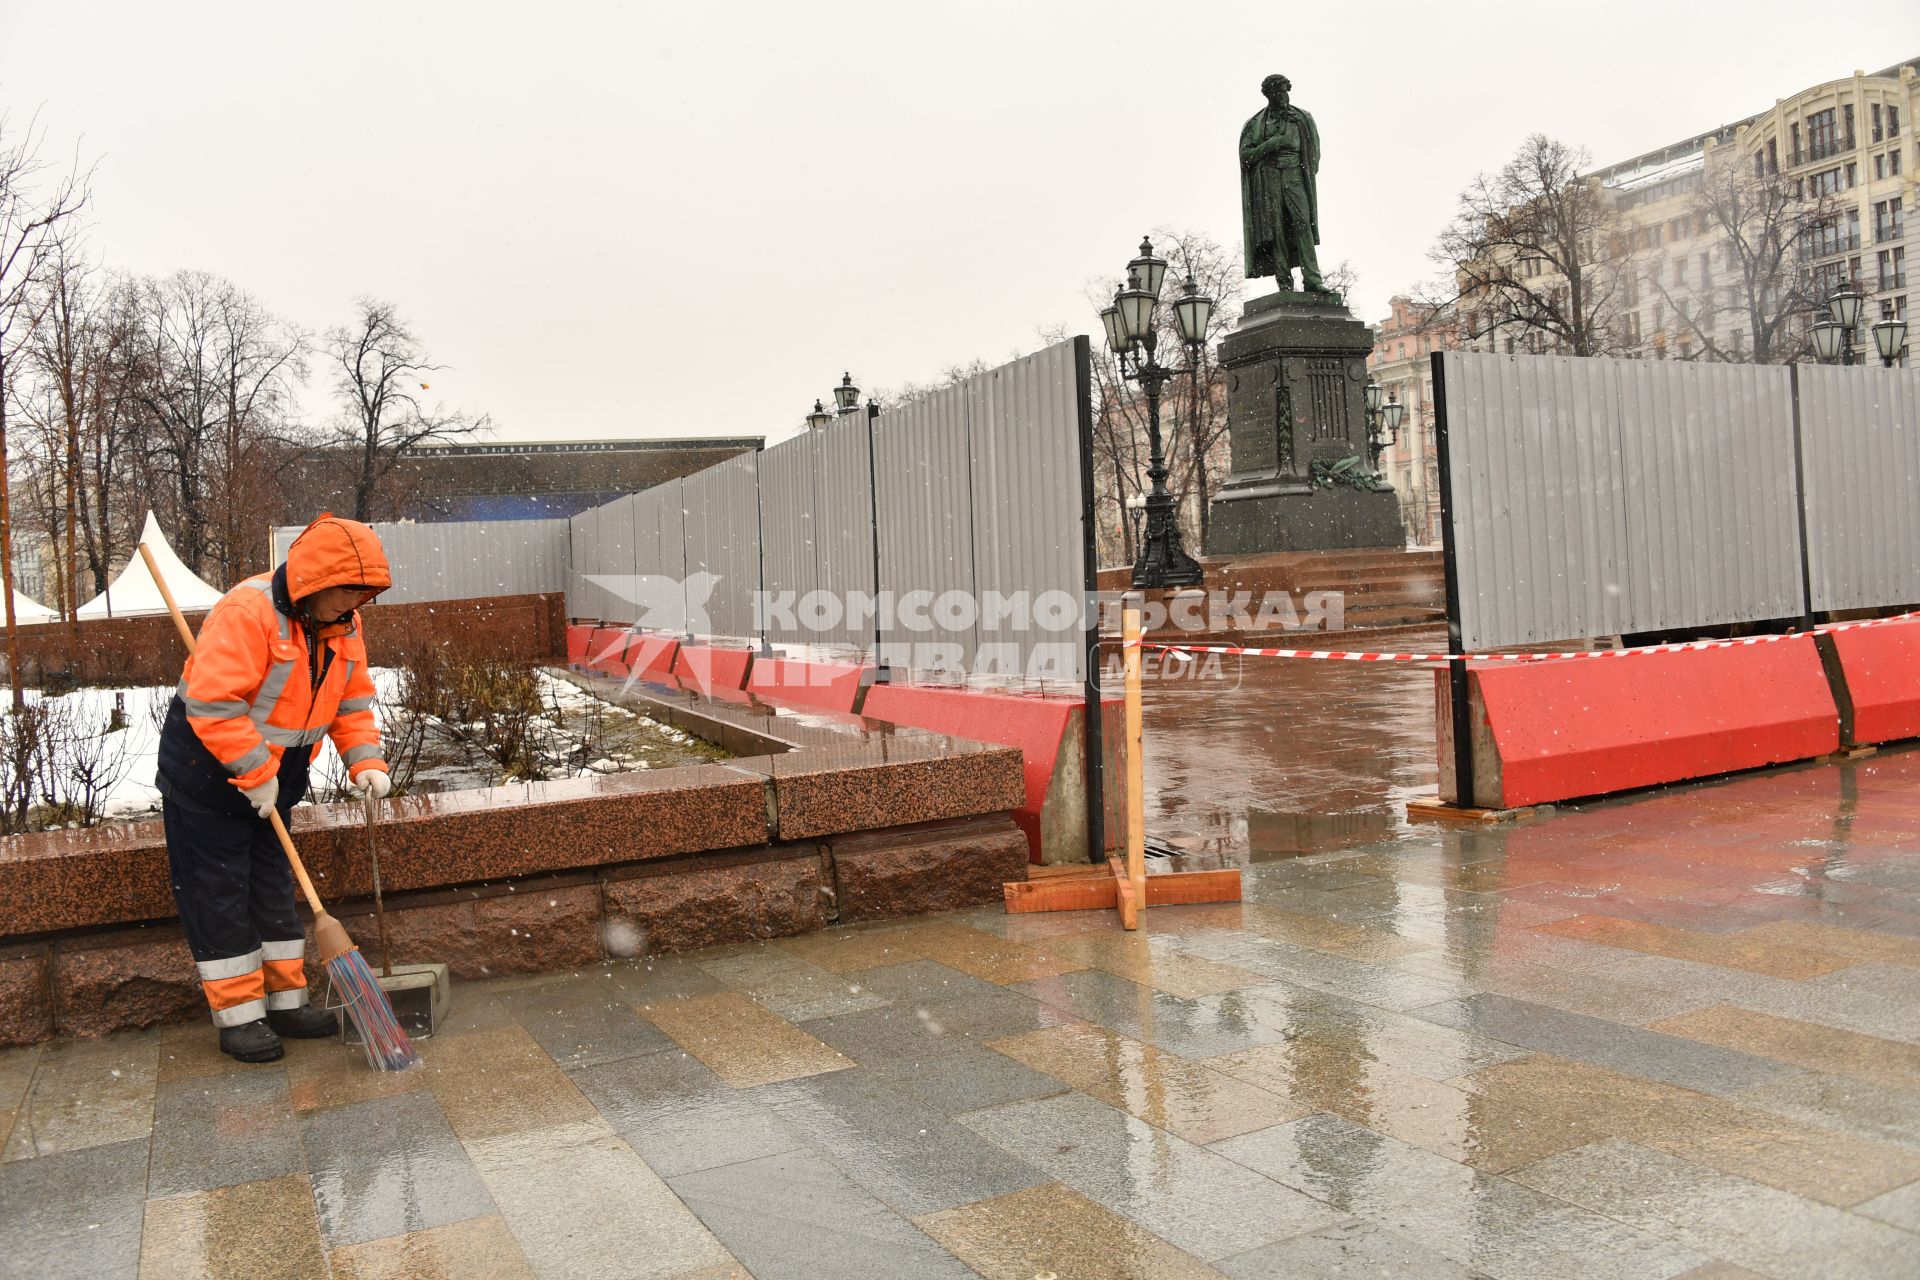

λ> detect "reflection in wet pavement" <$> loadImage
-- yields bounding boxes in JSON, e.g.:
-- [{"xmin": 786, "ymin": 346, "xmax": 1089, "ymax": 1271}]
[{"xmin": 4, "ymin": 673, "xmax": 1919, "ymax": 1274}]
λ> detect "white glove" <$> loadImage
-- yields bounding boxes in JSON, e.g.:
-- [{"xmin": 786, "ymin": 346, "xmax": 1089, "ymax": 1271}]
[
  {"xmin": 357, "ymin": 769, "xmax": 393, "ymax": 800},
  {"xmin": 242, "ymin": 776, "xmax": 280, "ymax": 819}
]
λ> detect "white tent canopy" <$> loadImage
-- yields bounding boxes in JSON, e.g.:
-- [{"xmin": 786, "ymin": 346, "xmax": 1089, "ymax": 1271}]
[
  {"xmin": 9, "ymin": 590, "xmax": 58, "ymax": 625},
  {"xmin": 77, "ymin": 512, "xmax": 225, "ymax": 619}
]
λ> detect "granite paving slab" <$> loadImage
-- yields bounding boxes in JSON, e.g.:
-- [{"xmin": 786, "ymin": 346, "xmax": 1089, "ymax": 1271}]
[
  {"xmin": 1412, "ymin": 993, "xmax": 1800, "ymax": 1094},
  {"xmin": 147, "ymin": 1067, "xmax": 304, "ymax": 1197},
  {"xmin": 2, "ymin": 1030, "xmax": 158, "ymax": 1160},
  {"xmin": 959, "ymin": 1090, "xmax": 1343, "ymax": 1262},
  {"xmin": 1215, "ymin": 1216, "xmax": 1493, "ymax": 1280},
  {"xmin": 637, "ymin": 991, "xmax": 853, "ymax": 1088},
  {"xmin": 668, "ymin": 1149, "xmax": 976, "ymax": 1280},
  {"xmin": 1211, "ymin": 1114, "xmax": 1708, "ymax": 1280},
  {"xmin": 1510, "ymin": 1138, "xmax": 1920, "ymax": 1280},
  {"xmin": 497, "ymin": 976, "xmax": 675, "ymax": 1070},
  {"xmin": 1729, "ymin": 1072, "xmax": 1920, "ymax": 1150},
  {"xmin": 912, "ymin": 1182, "xmax": 1222, "ymax": 1280},
  {"xmin": 754, "ymin": 1066, "xmax": 1048, "ymax": 1214},
  {"xmin": 1014, "ymin": 968, "xmax": 1289, "ymax": 1059},
  {"xmin": 0, "ymin": 1136, "xmax": 148, "ymax": 1280},
  {"xmin": 698, "ymin": 946, "xmax": 893, "ymax": 1022},
  {"xmin": 467, "ymin": 1118, "xmax": 737, "ymax": 1280},
  {"xmin": 988, "ymin": 1021, "xmax": 1309, "ymax": 1144},
  {"xmin": 300, "ymin": 1091, "xmax": 496, "ymax": 1249},
  {"xmin": 138, "ymin": 1174, "xmax": 328, "ymax": 1280},
  {"xmin": 569, "ymin": 1049, "xmax": 806, "ymax": 1179},
  {"xmin": 325, "ymin": 1214, "xmax": 536, "ymax": 1280}
]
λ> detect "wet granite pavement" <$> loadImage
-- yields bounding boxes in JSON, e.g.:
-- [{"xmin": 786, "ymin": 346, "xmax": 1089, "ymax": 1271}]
[{"xmin": 5, "ymin": 657, "xmax": 1920, "ymax": 1278}]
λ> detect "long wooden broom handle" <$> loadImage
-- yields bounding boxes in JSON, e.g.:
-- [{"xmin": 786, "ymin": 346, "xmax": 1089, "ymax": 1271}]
[{"xmin": 139, "ymin": 544, "xmax": 331, "ymax": 918}]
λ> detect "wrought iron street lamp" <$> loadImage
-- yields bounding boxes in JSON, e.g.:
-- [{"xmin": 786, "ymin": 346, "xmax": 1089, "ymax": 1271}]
[
  {"xmin": 1825, "ymin": 286, "xmax": 1866, "ymax": 365},
  {"xmin": 1367, "ymin": 390, "xmax": 1405, "ymax": 477},
  {"xmin": 805, "ymin": 399, "xmax": 833, "ymax": 430},
  {"xmin": 1873, "ymin": 307, "xmax": 1909, "ymax": 367},
  {"xmin": 834, "ymin": 372, "xmax": 861, "ymax": 414},
  {"xmin": 1104, "ymin": 237, "xmax": 1212, "ymax": 589},
  {"xmin": 1811, "ymin": 318, "xmax": 1846, "ymax": 364}
]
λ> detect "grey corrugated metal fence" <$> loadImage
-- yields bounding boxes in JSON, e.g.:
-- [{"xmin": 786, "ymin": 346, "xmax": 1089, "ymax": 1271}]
[
  {"xmin": 561, "ymin": 337, "xmax": 1092, "ymax": 680},
  {"xmin": 1798, "ymin": 364, "xmax": 1920, "ymax": 613},
  {"xmin": 1438, "ymin": 352, "xmax": 1807, "ymax": 652},
  {"xmin": 272, "ymin": 518, "xmax": 569, "ymax": 606}
]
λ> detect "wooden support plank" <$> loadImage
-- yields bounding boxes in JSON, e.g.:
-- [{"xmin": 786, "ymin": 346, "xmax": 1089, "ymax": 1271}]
[
  {"xmin": 1003, "ymin": 865, "xmax": 1242, "ymax": 914},
  {"xmin": 1109, "ymin": 857, "xmax": 1138, "ymax": 930},
  {"xmin": 1405, "ymin": 789, "xmax": 1545, "ymax": 825},
  {"xmin": 1003, "ymin": 875, "xmax": 1117, "ymax": 914},
  {"xmin": 1142, "ymin": 868, "xmax": 1242, "ymax": 906}
]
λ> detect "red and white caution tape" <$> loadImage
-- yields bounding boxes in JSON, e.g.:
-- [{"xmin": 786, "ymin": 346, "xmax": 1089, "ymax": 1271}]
[{"xmin": 1122, "ymin": 609, "xmax": 1920, "ymax": 666}]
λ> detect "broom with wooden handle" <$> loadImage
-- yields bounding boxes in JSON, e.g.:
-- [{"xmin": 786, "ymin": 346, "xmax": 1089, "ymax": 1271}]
[{"xmin": 140, "ymin": 544, "xmax": 416, "ymax": 1071}]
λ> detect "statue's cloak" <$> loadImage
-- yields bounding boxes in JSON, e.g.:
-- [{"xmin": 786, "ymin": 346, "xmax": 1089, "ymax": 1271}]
[{"xmin": 1240, "ymin": 105, "xmax": 1321, "ymax": 278}]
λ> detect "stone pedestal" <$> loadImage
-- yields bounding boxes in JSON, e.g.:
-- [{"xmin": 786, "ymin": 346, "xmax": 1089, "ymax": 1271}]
[{"xmin": 1207, "ymin": 292, "xmax": 1405, "ymax": 556}]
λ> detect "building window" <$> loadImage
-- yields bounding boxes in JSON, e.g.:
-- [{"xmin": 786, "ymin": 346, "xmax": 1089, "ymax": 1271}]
[
  {"xmin": 1844, "ymin": 104, "xmax": 1856, "ymax": 149},
  {"xmin": 1811, "ymin": 167, "xmax": 1842, "ymax": 197},
  {"xmin": 1891, "ymin": 106, "xmax": 1902, "ymax": 137},
  {"xmin": 1893, "ymin": 149, "xmax": 1904, "ymax": 177},
  {"xmin": 1877, "ymin": 153, "xmax": 1888, "ymax": 180},
  {"xmin": 1849, "ymin": 207, "xmax": 1862, "ymax": 249},
  {"xmin": 1846, "ymin": 161, "xmax": 1857, "ymax": 188},
  {"xmin": 1874, "ymin": 103, "xmax": 1884, "ymax": 143},
  {"xmin": 1875, "ymin": 197, "xmax": 1905, "ymax": 243},
  {"xmin": 1674, "ymin": 256, "xmax": 1687, "ymax": 285},
  {"xmin": 1700, "ymin": 251, "xmax": 1713, "ymax": 282},
  {"xmin": 1807, "ymin": 108, "xmax": 1837, "ymax": 161},
  {"xmin": 1881, "ymin": 246, "xmax": 1908, "ymax": 292}
]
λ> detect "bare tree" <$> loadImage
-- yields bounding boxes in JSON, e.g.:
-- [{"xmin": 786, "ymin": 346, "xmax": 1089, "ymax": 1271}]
[
  {"xmin": 1648, "ymin": 157, "xmax": 1831, "ymax": 364},
  {"xmin": 0, "ymin": 112, "xmax": 89, "ymax": 706},
  {"xmin": 326, "ymin": 298, "xmax": 482, "ymax": 522},
  {"xmin": 129, "ymin": 270, "xmax": 304, "ymax": 579},
  {"xmin": 1430, "ymin": 134, "xmax": 1628, "ymax": 357}
]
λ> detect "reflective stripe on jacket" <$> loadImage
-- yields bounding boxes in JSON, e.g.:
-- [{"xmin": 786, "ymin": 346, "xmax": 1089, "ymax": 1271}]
[{"xmin": 178, "ymin": 572, "xmax": 386, "ymax": 792}]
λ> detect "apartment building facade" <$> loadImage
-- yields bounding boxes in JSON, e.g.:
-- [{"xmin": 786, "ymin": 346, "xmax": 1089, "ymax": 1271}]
[{"xmin": 1369, "ymin": 56, "xmax": 1916, "ymax": 540}]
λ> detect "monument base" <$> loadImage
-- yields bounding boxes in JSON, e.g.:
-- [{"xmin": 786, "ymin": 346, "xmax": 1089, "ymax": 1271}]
[
  {"xmin": 1208, "ymin": 291, "xmax": 1404, "ymax": 557},
  {"xmin": 1207, "ymin": 485, "xmax": 1405, "ymax": 556}
]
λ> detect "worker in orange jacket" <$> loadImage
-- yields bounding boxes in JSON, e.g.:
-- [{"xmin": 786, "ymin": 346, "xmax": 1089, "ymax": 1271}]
[{"xmin": 158, "ymin": 515, "xmax": 393, "ymax": 1062}]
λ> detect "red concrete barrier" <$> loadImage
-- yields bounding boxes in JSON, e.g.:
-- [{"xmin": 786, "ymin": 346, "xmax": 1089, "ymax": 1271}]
[
  {"xmin": 861, "ymin": 683, "xmax": 1123, "ymax": 863},
  {"xmin": 1827, "ymin": 618, "xmax": 1920, "ymax": 746},
  {"xmin": 566, "ymin": 624, "xmax": 592, "ymax": 665},
  {"xmin": 672, "ymin": 644, "xmax": 755, "ymax": 693},
  {"xmin": 1440, "ymin": 636, "xmax": 1839, "ymax": 809},
  {"xmin": 746, "ymin": 658, "xmax": 871, "ymax": 714},
  {"xmin": 622, "ymin": 633, "xmax": 682, "ymax": 680},
  {"xmin": 586, "ymin": 626, "xmax": 632, "ymax": 675}
]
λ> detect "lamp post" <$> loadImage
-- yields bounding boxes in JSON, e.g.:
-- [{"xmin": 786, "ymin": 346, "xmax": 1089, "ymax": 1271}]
[
  {"xmin": 833, "ymin": 372, "xmax": 861, "ymax": 415},
  {"xmin": 1828, "ymin": 286, "xmax": 1865, "ymax": 365},
  {"xmin": 1123, "ymin": 493, "xmax": 1147, "ymax": 561},
  {"xmin": 1102, "ymin": 236, "xmax": 1211, "ymax": 590},
  {"xmin": 1872, "ymin": 306, "xmax": 1909, "ymax": 367},
  {"xmin": 805, "ymin": 399, "xmax": 833, "ymax": 430},
  {"xmin": 1368, "ymin": 392, "xmax": 1404, "ymax": 478}
]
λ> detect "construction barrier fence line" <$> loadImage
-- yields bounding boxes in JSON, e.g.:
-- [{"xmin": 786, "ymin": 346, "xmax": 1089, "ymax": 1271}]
[{"xmin": 1120, "ymin": 610, "xmax": 1920, "ymax": 667}]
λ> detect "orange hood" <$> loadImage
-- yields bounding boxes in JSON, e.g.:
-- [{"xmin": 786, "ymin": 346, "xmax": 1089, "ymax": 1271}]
[{"xmin": 284, "ymin": 513, "xmax": 392, "ymax": 601}]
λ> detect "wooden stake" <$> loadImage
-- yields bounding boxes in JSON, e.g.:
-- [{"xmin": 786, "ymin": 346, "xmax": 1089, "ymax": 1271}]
[
  {"xmin": 1123, "ymin": 599, "xmax": 1146, "ymax": 929},
  {"xmin": 1000, "ymin": 595, "xmax": 1240, "ymax": 921}
]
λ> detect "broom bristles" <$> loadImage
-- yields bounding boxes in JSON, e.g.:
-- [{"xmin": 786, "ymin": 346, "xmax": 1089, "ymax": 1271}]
[{"xmin": 328, "ymin": 946, "xmax": 417, "ymax": 1071}]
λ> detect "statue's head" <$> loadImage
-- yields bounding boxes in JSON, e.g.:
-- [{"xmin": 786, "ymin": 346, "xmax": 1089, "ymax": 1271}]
[{"xmin": 1261, "ymin": 74, "xmax": 1291, "ymax": 106}]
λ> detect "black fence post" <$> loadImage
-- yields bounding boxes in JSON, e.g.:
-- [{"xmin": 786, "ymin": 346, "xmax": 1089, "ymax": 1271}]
[
  {"xmin": 1431, "ymin": 351, "xmax": 1475, "ymax": 807},
  {"xmin": 1074, "ymin": 336, "xmax": 1107, "ymax": 864},
  {"xmin": 1787, "ymin": 363, "xmax": 1819, "ymax": 631},
  {"xmin": 865, "ymin": 400, "xmax": 890, "ymax": 684}
]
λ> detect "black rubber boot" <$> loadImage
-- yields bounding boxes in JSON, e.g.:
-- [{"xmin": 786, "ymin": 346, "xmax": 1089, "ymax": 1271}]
[
  {"xmin": 219, "ymin": 1018, "xmax": 285, "ymax": 1063},
  {"xmin": 268, "ymin": 1004, "xmax": 340, "ymax": 1039}
]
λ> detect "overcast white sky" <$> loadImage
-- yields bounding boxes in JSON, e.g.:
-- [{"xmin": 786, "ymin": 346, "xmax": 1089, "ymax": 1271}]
[{"xmin": 1, "ymin": 2, "xmax": 1907, "ymax": 445}]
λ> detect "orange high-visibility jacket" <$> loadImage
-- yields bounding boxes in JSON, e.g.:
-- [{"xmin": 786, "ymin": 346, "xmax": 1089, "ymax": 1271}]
[{"xmin": 179, "ymin": 516, "xmax": 392, "ymax": 791}]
